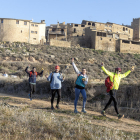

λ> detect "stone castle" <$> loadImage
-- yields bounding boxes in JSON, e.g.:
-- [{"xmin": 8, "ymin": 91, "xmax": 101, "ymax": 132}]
[{"xmin": 1, "ymin": 18, "xmax": 140, "ymax": 53}]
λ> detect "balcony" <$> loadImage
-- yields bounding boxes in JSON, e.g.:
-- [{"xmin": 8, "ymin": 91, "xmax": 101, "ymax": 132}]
[{"xmin": 48, "ymin": 31, "xmax": 65, "ymax": 35}]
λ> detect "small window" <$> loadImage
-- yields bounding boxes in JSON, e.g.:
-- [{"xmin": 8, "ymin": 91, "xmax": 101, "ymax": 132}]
[
  {"xmin": 21, "ymin": 30, "xmax": 22, "ymax": 33},
  {"xmin": 88, "ymin": 22, "xmax": 91, "ymax": 25},
  {"xmin": 123, "ymin": 27, "xmax": 125, "ymax": 31},
  {"xmin": 24, "ymin": 21, "xmax": 27, "ymax": 25},
  {"xmin": 105, "ymin": 25, "xmax": 108, "ymax": 27},
  {"xmin": 81, "ymin": 25, "xmax": 85, "ymax": 27},
  {"xmin": 129, "ymin": 30, "xmax": 130, "ymax": 34},
  {"xmin": 100, "ymin": 38, "xmax": 102, "ymax": 40},
  {"xmin": 31, "ymin": 31, "xmax": 34, "ymax": 33},
  {"xmin": 74, "ymin": 28, "xmax": 76, "ymax": 33},
  {"xmin": 33, "ymin": 38, "xmax": 36, "ymax": 40},
  {"xmin": 77, "ymin": 35, "xmax": 79, "ymax": 37},
  {"xmin": 109, "ymin": 39, "xmax": 111, "ymax": 41},
  {"xmin": 75, "ymin": 24, "xmax": 78, "ymax": 27},
  {"xmin": 16, "ymin": 20, "xmax": 19, "ymax": 24},
  {"xmin": 126, "ymin": 28, "xmax": 128, "ymax": 31},
  {"xmin": 1, "ymin": 19, "xmax": 3, "ymax": 23},
  {"xmin": 35, "ymin": 25, "xmax": 38, "ymax": 27},
  {"xmin": 92, "ymin": 23, "xmax": 95, "ymax": 26},
  {"xmin": 31, "ymin": 24, "xmax": 34, "ymax": 26},
  {"xmin": 109, "ymin": 25, "xmax": 112, "ymax": 28},
  {"xmin": 52, "ymin": 28, "xmax": 56, "ymax": 31},
  {"xmin": 35, "ymin": 31, "xmax": 37, "ymax": 34}
]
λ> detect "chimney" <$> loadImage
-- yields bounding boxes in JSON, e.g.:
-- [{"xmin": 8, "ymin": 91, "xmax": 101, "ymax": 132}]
[{"xmin": 41, "ymin": 20, "xmax": 45, "ymax": 23}]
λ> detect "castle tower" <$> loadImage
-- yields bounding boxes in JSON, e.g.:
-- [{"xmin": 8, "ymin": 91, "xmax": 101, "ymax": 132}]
[{"xmin": 131, "ymin": 18, "xmax": 140, "ymax": 41}]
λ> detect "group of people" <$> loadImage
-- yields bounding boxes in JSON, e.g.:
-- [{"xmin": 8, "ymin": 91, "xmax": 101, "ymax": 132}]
[{"xmin": 25, "ymin": 58, "xmax": 134, "ymax": 119}]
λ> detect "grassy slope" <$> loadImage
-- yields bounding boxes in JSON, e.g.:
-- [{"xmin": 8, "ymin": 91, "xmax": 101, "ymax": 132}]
[{"xmin": 0, "ymin": 96, "xmax": 140, "ymax": 140}]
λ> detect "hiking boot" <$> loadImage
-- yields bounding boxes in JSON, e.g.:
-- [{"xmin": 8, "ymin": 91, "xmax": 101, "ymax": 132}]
[
  {"xmin": 28, "ymin": 94, "xmax": 32, "ymax": 101},
  {"xmin": 56, "ymin": 105, "xmax": 60, "ymax": 109},
  {"xmin": 51, "ymin": 106, "xmax": 55, "ymax": 110},
  {"xmin": 81, "ymin": 108, "xmax": 87, "ymax": 113},
  {"xmin": 101, "ymin": 110, "xmax": 106, "ymax": 116},
  {"xmin": 118, "ymin": 114, "xmax": 124, "ymax": 119},
  {"xmin": 74, "ymin": 109, "xmax": 79, "ymax": 113}
]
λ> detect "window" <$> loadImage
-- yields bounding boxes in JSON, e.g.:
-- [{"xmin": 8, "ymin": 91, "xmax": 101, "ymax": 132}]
[
  {"xmin": 88, "ymin": 22, "xmax": 91, "ymax": 25},
  {"xmin": 75, "ymin": 24, "xmax": 78, "ymax": 27},
  {"xmin": 109, "ymin": 39, "xmax": 111, "ymax": 41},
  {"xmin": 77, "ymin": 35, "xmax": 79, "ymax": 37},
  {"xmin": 24, "ymin": 21, "xmax": 27, "ymax": 25},
  {"xmin": 1, "ymin": 19, "xmax": 3, "ymax": 23},
  {"xmin": 33, "ymin": 38, "xmax": 36, "ymax": 40},
  {"xmin": 21, "ymin": 30, "xmax": 22, "ymax": 33},
  {"xmin": 31, "ymin": 24, "xmax": 34, "ymax": 26},
  {"xmin": 109, "ymin": 25, "xmax": 112, "ymax": 28},
  {"xmin": 74, "ymin": 28, "xmax": 76, "ymax": 33},
  {"xmin": 123, "ymin": 27, "xmax": 125, "ymax": 31},
  {"xmin": 81, "ymin": 25, "xmax": 85, "ymax": 27},
  {"xmin": 92, "ymin": 23, "xmax": 95, "ymax": 26},
  {"xmin": 52, "ymin": 28, "xmax": 56, "ymax": 31},
  {"xmin": 16, "ymin": 20, "xmax": 19, "ymax": 24},
  {"xmin": 35, "ymin": 25, "xmax": 38, "ymax": 27},
  {"xmin": 129, "ymin": 30, "xmax": 130, "ymax": 34},
  {"xmin": 100, "ymin": 38, "xmax": 102, "ymax": 40},
  {"xmin": 35, "ymin": 31, "xmax": 37, "ymax": 34},
  {"xmin": 31, "ymin": 31, "xmax": 34, "ymax": 33},
  {"xmin": 105, "ymin": 25, "xmax": 108, "ymax": 27}
]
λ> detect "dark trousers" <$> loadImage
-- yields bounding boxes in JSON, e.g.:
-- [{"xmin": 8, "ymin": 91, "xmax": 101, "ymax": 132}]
[
  {"xmin": 29, "ymin": 84, "xmax": 36, "ymax": 98},
  {"xmin": 103, "ymin": 90, "xmax": 119, "ymax": 114},
  {"xmin": 51, "ymin": 89, "xmax": 61, "ymax": 106}
]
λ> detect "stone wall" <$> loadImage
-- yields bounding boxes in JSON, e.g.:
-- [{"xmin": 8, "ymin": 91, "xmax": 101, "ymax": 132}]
[
  {"xmin": 95, "ymin": 36, "xmax": 116, "ymax": 51},
  {"xmin": 49, "ymin": 39, "xmax": 71, "ymax": 47},
  {"xmin": 120, "ymin": 40, "xmax": 140, "ymax": 53}
]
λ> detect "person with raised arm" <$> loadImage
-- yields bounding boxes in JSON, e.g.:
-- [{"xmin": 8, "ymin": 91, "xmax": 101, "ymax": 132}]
[
  {"xmin": 101, "ymin": 62, "xmax": 134, "ymax": 119},
  {"xmin": 25, "ymin": 65, "xmax": 44, "ymax": 100},
  {"xmin": 72, "ymin": 58, "xmax": 88, "ymax": 113}
]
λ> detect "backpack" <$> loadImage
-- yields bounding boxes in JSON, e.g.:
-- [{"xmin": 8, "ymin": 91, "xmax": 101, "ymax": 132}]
[
  {"xmin": 105, "ymin": 75, "xmax": 115, "ymax": 93},
  {"xmin": 50, "ymin": 72, "xmax": 61, "ymax": 83},
  {"xmin": 29, "ymin": 71, "xmax": 37, "ymax": 77},
  {"xmin": 75, "ymin": 74, "xmax": 85, "ymax": 88}
]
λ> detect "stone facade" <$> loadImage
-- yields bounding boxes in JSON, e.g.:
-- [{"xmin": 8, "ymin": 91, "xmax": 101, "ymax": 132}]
[
  {"xmin": 49, "ymin": 39, "xmax": 71, "ymax": 47},
  {"xmin": 0, "ymin": 18, "xmax": 46, "ymax": 44},
  {"xmin": 131, "ymin": 18, "xmax": 140, "ymax": 41},
  {"xmin": 46, "ymin": 22, "xmax": 67, "ymax": 42}
]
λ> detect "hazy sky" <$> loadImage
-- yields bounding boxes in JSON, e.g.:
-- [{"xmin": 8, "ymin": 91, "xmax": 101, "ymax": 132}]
[{"xmin": 0, "ymin": 0, "xmax": 139, "ymax": 26}]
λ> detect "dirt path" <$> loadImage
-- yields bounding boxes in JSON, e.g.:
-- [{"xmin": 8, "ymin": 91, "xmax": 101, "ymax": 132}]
[{"xmin": 1, "ymin": 94, "xmax": 140, "ymax": 133}]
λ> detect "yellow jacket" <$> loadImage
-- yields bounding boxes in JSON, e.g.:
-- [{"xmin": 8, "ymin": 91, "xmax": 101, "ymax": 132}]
[{"xmin": 101, "ymin": 66, "xmax": 131, "ymax": 90}]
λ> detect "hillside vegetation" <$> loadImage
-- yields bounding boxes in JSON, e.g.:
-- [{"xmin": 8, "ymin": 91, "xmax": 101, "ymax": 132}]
[{"xmin": 0, "ymin": 42, "xmax": 140, "ymax": 121}]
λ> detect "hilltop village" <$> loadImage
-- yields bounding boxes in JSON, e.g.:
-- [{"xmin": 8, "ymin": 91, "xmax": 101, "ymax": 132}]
[{"xmin": 0, "ymin": 18, "xmax": 140, "ymax": 53}]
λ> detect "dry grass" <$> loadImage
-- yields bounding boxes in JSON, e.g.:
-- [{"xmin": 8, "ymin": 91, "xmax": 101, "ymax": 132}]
[{"xmin": 0, "ymin": 99, "xmax": 140, "ymax": 140}]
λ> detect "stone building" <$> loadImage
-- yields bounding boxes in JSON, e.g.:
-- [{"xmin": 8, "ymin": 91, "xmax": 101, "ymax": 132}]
[
  {"xmin": 46, "ymin": 22, "xmax": 67, "ymax": 42},
  {"xmin": 0, "ymin": 18, "xmax": 46, "ymax": 44},
  {"xmin": 131, "ymin": 18, "xmax": 140, "ymax": 41}
]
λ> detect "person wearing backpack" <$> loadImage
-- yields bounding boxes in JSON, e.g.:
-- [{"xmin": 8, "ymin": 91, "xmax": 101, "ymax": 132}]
[
  {"xmin": 46, "ymin": 65, "xmax": 65, "ymax": 110},
  {"xmin": 25, "ymin": 65, "xmax": 44, "ymax": 101},
  {"xmin": 101, "ymin": 62, "xmax": 134, "ymax": 119},
  {"xmin": 72, "ymin": 58, "xmax": 88, "ymax": 113}
]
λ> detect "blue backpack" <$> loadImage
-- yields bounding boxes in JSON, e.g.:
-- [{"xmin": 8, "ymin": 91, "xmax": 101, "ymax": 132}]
[{"xmin": 75, "ymin": 75, "xmax": 85, "ymax": 87}]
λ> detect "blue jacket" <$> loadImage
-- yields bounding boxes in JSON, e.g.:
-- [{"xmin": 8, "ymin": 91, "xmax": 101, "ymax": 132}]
[
  {"xmin": 47, "ymin": 72, "xmax": 64, "ymax": 89},
  {"xmin": 25, "ymin": 67, "xmax": 43, "ymax": 84}
]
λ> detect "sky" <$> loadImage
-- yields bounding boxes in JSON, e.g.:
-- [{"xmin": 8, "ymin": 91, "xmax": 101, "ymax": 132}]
[{"xmin": 0, "ymin": 0, "xmax": 140, "ymax": 26}]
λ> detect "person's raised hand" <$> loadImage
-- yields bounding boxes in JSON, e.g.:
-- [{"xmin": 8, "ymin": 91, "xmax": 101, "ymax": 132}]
[
  {"xmin": 101, "ymin": 62, "xmax": 104, "ymax": 67},
  {"xmin": 131, "ymin": 66, "xmax": 135, "ymax": 71},
  {"xmin": 72, "ymin": 58, "xmax": 74, "ymax": 62}
]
